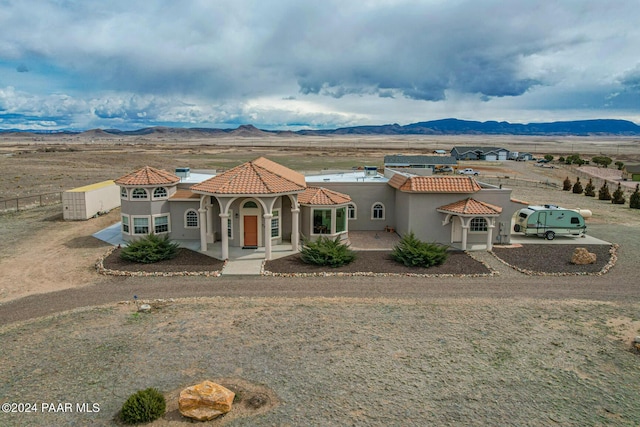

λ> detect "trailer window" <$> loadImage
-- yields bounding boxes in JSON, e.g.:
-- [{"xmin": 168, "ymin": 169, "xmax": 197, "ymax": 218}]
[
  {"xmin": 519, "ymin": 212, "xmax": 528, "ymax": 219},
  {"xmin": 570, "ymin": 216, "xmax": 580, "ymax": 224}
]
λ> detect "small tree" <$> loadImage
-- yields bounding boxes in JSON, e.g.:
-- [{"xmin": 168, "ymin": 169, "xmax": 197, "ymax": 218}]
[
  {"xmin": 612, "ymin": 183, "xmax": 626, "ymax": 205},
  {"xmin": 120, "ymin": 233, "xmax": 180, "ymax": 264},
  {"xmin": 563, "ymin": 176, "xmax": 572, "ymax": 191},
  {"xmin": 558, "ymin": 156, "xmax": 566, "ymax": 163},
  {"xmin": 630, "ymin": 184, "xmax": 640, "ymax": 209},
  {"xmin": 615, "ymin": 161, "xmax": 624, "ymax": 170},
  {"xmin": 572, "ymin": 177, "xmax": 583, "ymax": 194},
  {"xmin": 300, "ymin": 236, "xmax": 356, "ymax": 267},
  {"xmin": 598, "ymin": 182, "xmax": 612, "ymax": 200},
  {"xmin": 584, "ymin": 178, "xmax": 595, "ymax": 197},
  {"xmin": 390, "ymin": 231, "xmax": 449, "ymax": 268},
  {"xmin": 544, "ymin": 154, "xmax": 554, "ymax": 162}
]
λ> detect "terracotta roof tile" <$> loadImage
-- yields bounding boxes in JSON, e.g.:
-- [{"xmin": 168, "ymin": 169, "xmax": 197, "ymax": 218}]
[
  {"xmin": 191, "ymin": 157, "xmax": 306, "ymax": 195},
  {"xmin": 299, "ymin": 187, "xmax": 351, "ymax": 205},
  {"xmin": 437, "ymin": 198, "xmax": 502, "ymax": 215},
  {"xmin": 388, "ymin": 174, "xmax": 409, "ymax": 189},
  {"xmin": 115, "ymin": 166, "xmax": 180, "ymax": 186},
  {"xmin": 391, "ymin": 175, "xmax": 481, "ymax": 193},
  {"xmin": 169, "ymin": 189, "xmax": 200, "ymax": 200}
]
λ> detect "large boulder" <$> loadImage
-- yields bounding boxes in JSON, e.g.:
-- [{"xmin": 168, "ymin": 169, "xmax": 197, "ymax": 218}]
[
  {"xmin": 179, "ymin": 381, "xmax": 235, "ymax": 421},
  {"xmin": 571, "ymin": 247, "xmax": 597, "ymax": 265}
]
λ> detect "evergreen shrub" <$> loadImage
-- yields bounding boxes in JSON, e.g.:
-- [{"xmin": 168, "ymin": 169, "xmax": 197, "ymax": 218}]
[
  {"xmin": 584, "ymin": 178, "xmax": 595, "ymax": 197},
  {"xmin": 572, "ymin": 177, "xmax": 583, "ymax": 194},
  {"xmin": 598, "ymin": 182, "xmax": 611, "ymax": 200},
  {"xmin": 300, "ymin": 236, "xmax": 356, "ymax": 268},
  {"xmin": 612, "ymin": 183, "xmax": 626, "ymax": 205},
  {"xmin": 120, "ymin": 233, "xmax": 180, "ymax": 264},
  {"xmin": 120, "ymin": 388, "xmax": 166, "ymax": 424},
  {"xmin": 390, "ymin": 231, "xmax": 449, "ymax": 268}
]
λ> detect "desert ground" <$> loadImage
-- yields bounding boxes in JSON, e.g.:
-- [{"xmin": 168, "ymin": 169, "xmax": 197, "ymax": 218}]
[{"xmin": 1, "ymin": 134, "xmax": 640, "ymax": 426}]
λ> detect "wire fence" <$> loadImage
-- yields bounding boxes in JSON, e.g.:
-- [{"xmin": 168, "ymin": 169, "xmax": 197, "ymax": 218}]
[
  {"xmin": 0, "ymin": 192, "xmax": 63, "ymax": 212},
  {"xmin": 480, "ymin": 176, "xmax": 559, "ymax": 189}
]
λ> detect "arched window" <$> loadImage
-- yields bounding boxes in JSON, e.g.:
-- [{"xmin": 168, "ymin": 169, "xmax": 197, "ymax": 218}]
[
  {"xmin": 372, "ymin": 203, "xmax": 385, "ymax": 220},
  {"xmin": 470, "ymin": 217, "xmax": 488, "ymax": 232},
  {"xmin": 185, "ymin": 210, "xmax": 199, "ymax": 228},
  {"xmin": 243, "ymin": 200, "xmax": 258, "ymax": 208},
  {"xmin": 131, "ymin": 188, "xmax": 148, "ymax": 199},
  {"xmin": 348, "ymin": 203, "xmax": 357, "ymax": 220},
  {"xmin": 153, "ymin": 187, "xmax": 167, "ymax": 199},
  {"xmin": 120, "ymin": 187, "xmax": 128, "ymax": 199}
]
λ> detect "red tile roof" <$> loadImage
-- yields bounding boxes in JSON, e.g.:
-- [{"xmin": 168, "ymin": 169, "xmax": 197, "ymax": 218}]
[
  {"xmin": 169, "ymin": 189, "xmax": 200, "ymax": 200},
  {"xmin": 299, "ymin": 187, "xmax": 351, "ymax": 205},
  {"xmin": 115, "ymin": 166, "xmax": 180, "ymax": 186},
  {"xmin": 191, "ymin": 157, "xmax": 306, "ymax": 195},
  {"xmin": 437, "ymin": 198, "xmax": 502, "ymax": 215},
  {"xmin": 389, "ymin": 174, "xmax": 482, "ymax": 193}
]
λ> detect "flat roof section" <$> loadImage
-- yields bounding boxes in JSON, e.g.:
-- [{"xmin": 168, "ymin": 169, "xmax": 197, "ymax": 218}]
[{"xmin": 305, "ymin": 171, "xmax": 389, "ymax": 184}]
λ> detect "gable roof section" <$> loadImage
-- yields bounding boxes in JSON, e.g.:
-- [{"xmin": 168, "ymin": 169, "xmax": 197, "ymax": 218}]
[
  {"xmin": 452, "ymin": 146, "xmax": 508, "ymax": 155},
  {"xmin": 299, "ymin": 187, "xmax": 351, "ymax": 205},
  {"xmin": 437, "ymin": 198, "xmax": 502, "ymax": 216},
  {"xmin": 169, "ymin": 189, "xmax": 200, "ymax": 200},
  {"xmin": 624, "ymin": 164, "xmax": 640, "ymax": 174},
  {"xmin": 115, "ymin": 166, "xmax": 180, "ymax": 186},
  {"xmin": 390, "ymin": 175, "xmax": 482, "ymax": 193},
  {"xmin": 190, "ymin": 157, "xmax": 306, "ymax": 195}
]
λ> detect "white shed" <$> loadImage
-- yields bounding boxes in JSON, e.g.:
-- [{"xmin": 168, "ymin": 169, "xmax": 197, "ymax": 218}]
[{"xmin": 63, "ymin": 180, "xmax": 120, "ymax": 220}]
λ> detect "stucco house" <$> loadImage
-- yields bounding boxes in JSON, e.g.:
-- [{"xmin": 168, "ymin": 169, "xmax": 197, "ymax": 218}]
[
  {"xmin": 622, "ymin": 164, "xmax": 640, "ymax": 181},
  {"xmin": 451, "ymin": 146, "xmax": 510, "ymax": 161},
  {"xmin": 115, "ymin": 157, "xmax": 523, "ymax": 260}
]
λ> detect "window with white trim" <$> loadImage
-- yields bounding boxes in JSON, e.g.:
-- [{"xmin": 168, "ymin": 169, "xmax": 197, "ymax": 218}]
[
  {"xmin": 271, "ymin": 209, "xmax": 280, "ymax": 238},
  {"xmin": 313, "ymin": 209, "xmax": 332, "ymax": 234},
  {"xmin": 153, "ymin": 187, "xmax": 167, "ymax": 199},
  {"xmin": 227, "ymin": 209, "xmax": 233, "ymax": 239},
  {"xmin": 185, "ymin": 210, "xmax": 199, "ymax": 228},
  {"xmin": 336, "ymin": 207, "xmax": 346, "ymax": 232},
  {"xmin": 120, "ymin": 187, "xmax": 128, "ymax": 199},
  {"xmin": 132, "ymin": 188, "xmax": 148, "ymax": 199},
  {"xmin": 470, "ymin": 217, "xmax": 488, "ymax": 232},
  {"xmin": 372, "ymin": 203, "xmax": 385, "ymax": 220},
  {"xmin": 154, "ymin": 215, "xmax": 169, "ymax": 234},
  {"xmin": 133, "ymin": 217, "xmax": 149, "ymax": 234},
  {"xmin": 348, "ymin": 203, "xmax": 357, "ymax": 220},
  {"xmin": 121, "ymin": 215, "xmax": 130, "ymax": 233}
]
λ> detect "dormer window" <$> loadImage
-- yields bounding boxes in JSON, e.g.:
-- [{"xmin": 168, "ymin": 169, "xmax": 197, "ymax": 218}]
[{"xmin": 131, "ymin": 188, "xmax": 148, "ymax": 199}]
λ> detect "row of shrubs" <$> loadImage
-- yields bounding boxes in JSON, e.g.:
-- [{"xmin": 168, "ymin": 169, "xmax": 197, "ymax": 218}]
[
  {"xmin": 300, "ymin": 232, "xmax": 448, "ymax": 269},
  {"xmin": 563, "ymin": 176, "xmax": 640, "ymax": 208}
]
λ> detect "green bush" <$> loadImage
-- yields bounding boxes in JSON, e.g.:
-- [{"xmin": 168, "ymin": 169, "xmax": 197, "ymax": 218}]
[
  {"xmin": 584, "ymin": 178, "xmax": 595, "ymax": 197},
  {"xmin": 598, "ymin": 182, "xmax": 612, "ymax": 200},
  {"xmin": 615, "ymin": 161, "xmax": 624, "ymax": 170},
  {"xmin": 300, "ymin": 236, "xmax": 356, "ymax": 268},
  {"xmin": 120, "ymin": 233, "xmax": 180, "ymax": 264},
  {"xmin": 391, "ymin": 232, "xmax": 449, "ymax": 268},
  {"xmin": 630, "ymin": 184, "xmax": 640, "ymax": 209},
  {"xmin": 120, "ymin": 388, "xmax": 166, "ymax": 424},
  {"xmin": 572, "ymin": 177, "xmax": 583, "ymax": 194},
  {"xmin": 562, "ymin": 177, "xmax": 572, "ymax": 191},
  {"xmin": 612, "ymin": 183, "xmax": 626, "ymax": 205}
]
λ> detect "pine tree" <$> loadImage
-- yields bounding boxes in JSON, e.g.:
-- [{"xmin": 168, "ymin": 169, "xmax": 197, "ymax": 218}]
[
  {"xmin": 562, "ymin": 176, "xmax": 572, "ymax": 191},
  {"xmin": 598, "ymin": 182, "xmax": 611, "ymax": 200},
  {"xmin": 572, "ymin": 177, "xmax": 583, "ymax": 194},
  {"xmin": 612, "ymin": 183, "xmax": 626, "ymax": 205},
  {"xmin": 630, "ymin": 184, "xmax": 640, "ymax": 209},
  {"xmin": 584, "ymin": 178, "xmax": 595, "ymax": 197}
]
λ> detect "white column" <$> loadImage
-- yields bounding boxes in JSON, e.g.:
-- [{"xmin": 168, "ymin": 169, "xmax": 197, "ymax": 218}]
[
  {"xmin": 198, "ymin": 208, "xmax": 207, "ymax": 251},
  {"xmin": 291, "ymin": 208, "xmax": 300, "ymax": 251},
  {"xmin": 263, "ymin": 213, "xmax": 273, "ymax": 260},
  {"xmin": 461, "ymin": 224, "xmax": 469, "ymax": 251},
  {"xmin": 206, "ymin": 203, "xmax": 213, "ymax": 243},
  {"xmin": 486, "ymin": 218, "xmax": 495, "ymax": 251},
  {"xmin": 219, "ymin": 213, "xmax": 229, "ymax": 260}
]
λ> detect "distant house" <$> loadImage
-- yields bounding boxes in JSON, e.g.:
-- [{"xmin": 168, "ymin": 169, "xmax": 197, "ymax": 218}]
[
  {"xmin": 451, "ymin": 146, "xmax": 510, "ymax": 161},
  {"xmin": 516, "ymin": 152, "xmax": 534, "ymax": 161},
  {"xmin": 622, "ymin": 164, "xmax": 640, "ymax": 181},
  {"xmin": 113, "ymin": 157, "xmax": 522, "ymax": 260},
  {"xmin": 383, "ymin": 154, "xmax": 457, "ymax": 169}
]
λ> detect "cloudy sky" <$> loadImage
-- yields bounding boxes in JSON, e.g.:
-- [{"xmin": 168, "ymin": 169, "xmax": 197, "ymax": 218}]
[{"xmin": 1, "ymin": 0, "xmax": 640, "ymax": 131}]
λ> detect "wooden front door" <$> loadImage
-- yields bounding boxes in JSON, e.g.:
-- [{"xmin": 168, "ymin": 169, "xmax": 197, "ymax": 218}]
[{"xmin": 243, "ymin": 215, "xmax": 258, "ymax": 247}]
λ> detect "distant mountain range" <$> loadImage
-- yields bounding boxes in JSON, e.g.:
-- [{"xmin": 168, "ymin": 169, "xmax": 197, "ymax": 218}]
[{"xmin": 3, "ymin": 118, "xmax": 640, "ymax": 136}]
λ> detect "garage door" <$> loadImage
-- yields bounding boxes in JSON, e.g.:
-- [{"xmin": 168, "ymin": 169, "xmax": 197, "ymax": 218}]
[
  {"xmin": 498, "ymin": 152, "xmax": 508, "ymax": 160},
  {"xmin": 485, "ymin": 154, "xmax": 497, "ymax": 161}
]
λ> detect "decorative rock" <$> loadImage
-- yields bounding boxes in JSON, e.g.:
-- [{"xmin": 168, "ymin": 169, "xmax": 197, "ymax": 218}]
[
  {"xmin": 179, "ymin": 381, "xmax": 235, "ymax": 421},
  {"xmin": 570, "ymin": 247, "xmax": 597, "ymax": 265},
  {"xmin": 137, "ymin": 304, "xmax": 151, "ymax": 312}
]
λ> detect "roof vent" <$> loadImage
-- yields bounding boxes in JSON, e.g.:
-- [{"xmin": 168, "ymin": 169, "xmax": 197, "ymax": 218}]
[
  {"xmin": 364, "ymin": 166, "xmax": 378, "ymax": 177},
  {"xmin": 175, "ymin": 167, "xmax": 191, "ymax": 179}
]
